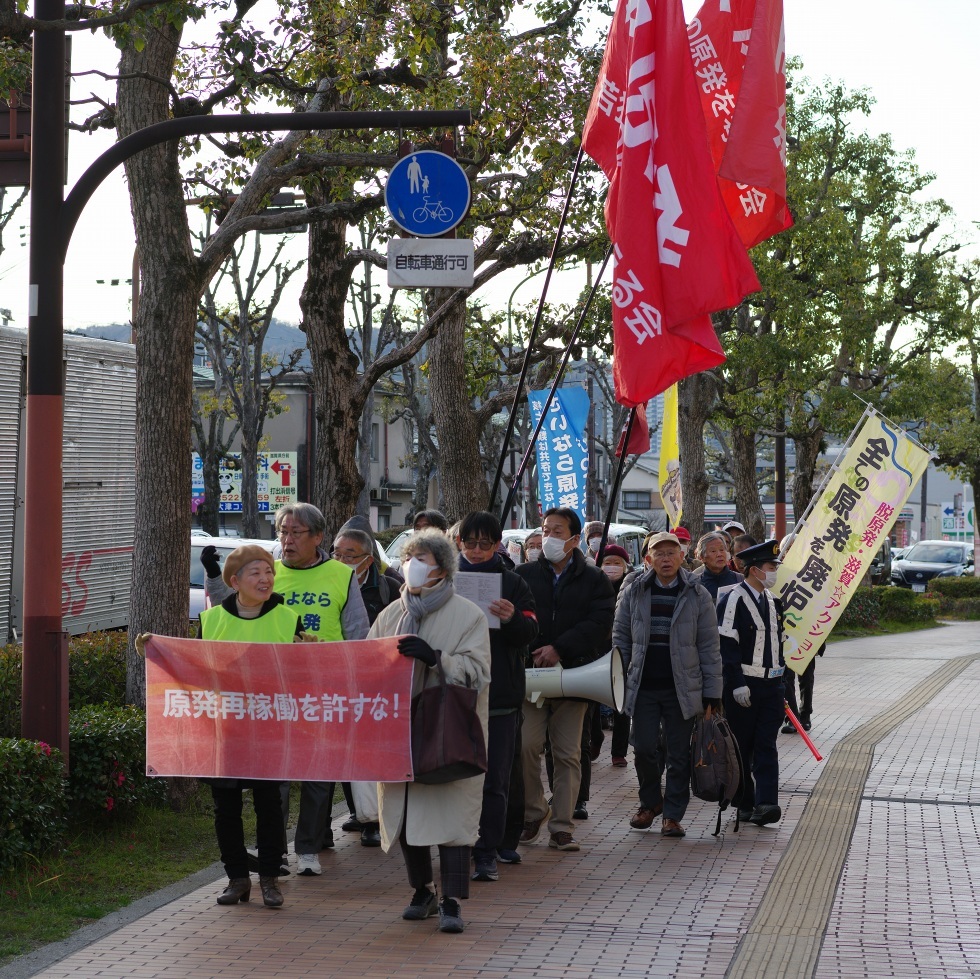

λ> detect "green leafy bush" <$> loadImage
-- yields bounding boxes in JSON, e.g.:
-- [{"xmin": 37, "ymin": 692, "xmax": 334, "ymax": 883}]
[
  {"xmin": 839, "ymin": 587, "xmax": 880, "ymax": 629},
  {"xmin": 0, "ymin": 738, "xmax": 67, "ymax": 873},
  {"xmin": 68, "ymin": 631, "xmax": 128, "ymax": 710},
  {"xmin": 949, "ymin": 597, "xmax": 980, "ymax": 620},
  {"xmin": 68, "ymin": 706, "xmax": 164, "ymax": 817},
  {"xmin": 877, "ymin": 587, "xmax": 940, "ymax": 623},
  {"xmin": 0, "ymin": 632, "xmax": 129, "ymax": 738},
  {"xmin": 0, "ymin": 643, "xmax": 20, "ymax": 740},
  {"xmin": 926, "ymin": 576, "xmax": 980, "ymax": 599}
]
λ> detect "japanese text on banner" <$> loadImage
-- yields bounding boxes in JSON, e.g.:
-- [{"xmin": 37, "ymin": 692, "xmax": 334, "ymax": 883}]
[
  {"xmin": 774, "ymin": 414, "xmax": 930, "ymax": 674},
  {"xmin": 528, "ymin": 388, "xmax": 590, "ymax": 527},
  {"xmin": 144, "ymin": 635, "xmax": 415, "ymax": 782}
]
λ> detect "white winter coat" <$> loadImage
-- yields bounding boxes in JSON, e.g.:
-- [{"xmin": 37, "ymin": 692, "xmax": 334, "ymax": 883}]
[{"xmin": 368, "ymin": 589, "xmax": 492, "ymax": 849}]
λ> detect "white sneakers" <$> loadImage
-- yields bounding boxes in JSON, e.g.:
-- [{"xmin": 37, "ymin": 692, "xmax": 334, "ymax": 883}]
[{"xmin": 296, "ymin": 853, "xmax": 321, "ymax": 876}]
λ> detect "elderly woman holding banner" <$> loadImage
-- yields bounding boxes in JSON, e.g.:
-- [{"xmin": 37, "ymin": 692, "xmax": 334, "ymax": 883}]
[{"xmin": 368, "ymin": 529, "xmax": 492, "ymax": 935}]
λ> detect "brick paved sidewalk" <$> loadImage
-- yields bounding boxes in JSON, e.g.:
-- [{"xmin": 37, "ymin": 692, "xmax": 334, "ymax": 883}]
[{"xmin": 4, "ymin": 622, "xmax": 978, "ymax": 979}]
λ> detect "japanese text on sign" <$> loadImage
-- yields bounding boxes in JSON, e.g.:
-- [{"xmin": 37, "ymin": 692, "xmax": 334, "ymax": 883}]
[{"xmin": 774, "ymin": 413, "xmax": 930, "ymax": 673}]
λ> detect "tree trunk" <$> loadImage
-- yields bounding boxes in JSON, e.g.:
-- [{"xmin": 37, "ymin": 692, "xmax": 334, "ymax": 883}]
[
  {"xmin": 200, "ymin": 452, "xmax": 223, "ymax": 536},
  {"xmin": 300, "ymin": 207, "xmax": 364, "ymax": 541},
  {"xmin": 117, "ymin": 23, "xmax": 201, "ymax": 706},
  {"xmin": 357, "ymin": 388, "xmax": 375, "ymax": 518},
  {"xmin": 239, "ymin": 342, "xmax": 260, "ymax": 537},
  {"xmin": 240, "ymin": 422, "xmax": 260, "ymax": 538},
  {"xmin": 678, "ymin": 372, "xmax": 716, "ymax": 537},
  {"xmin": 426, "ymin": 289, "xmax": 486, "ymax": 521},
  {"xmin": 731, "ymin": 423, "xmax": 766, "ymax": 539},
  {"xmin": 791, "ymin": 427, "xmax": 825, "ymax": 527}
]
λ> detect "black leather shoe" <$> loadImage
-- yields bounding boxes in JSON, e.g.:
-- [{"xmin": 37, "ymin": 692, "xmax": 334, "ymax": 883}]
[
  {"xmin": 781, "ymin": 721, "xmax": 796, "ymax": 734},
  {"xmin": 573, "ymin": 804, "xmax": 589, "ymax": 820},
  {"xmin": 360, "ymin": 824, "xmax": 381, "ymax": 847},
  {"xmin": 341, "ymin": 815, "xmax": 362, "ymax": 832},
  {"xmin": 737, "ymin": 808, "xmax": 752, "ymax": 822},
  {"xmin": 749, "ymin": 804, "xmax": 782, "ymax": 826}
]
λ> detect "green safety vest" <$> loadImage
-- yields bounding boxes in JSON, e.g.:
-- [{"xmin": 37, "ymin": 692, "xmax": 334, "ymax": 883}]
[
  {"xmin": 272, "ymin": 559, "xmax": 352, "ymax": 641},
  {"xmin": 200, "ymin": 602, "xmax": 299, "ymax": 642}
]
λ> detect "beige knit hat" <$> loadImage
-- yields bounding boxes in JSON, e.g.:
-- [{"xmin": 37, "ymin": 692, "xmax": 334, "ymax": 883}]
[{"xmin": 222, "ymin": 545, "xmax": 276, "ymax": 587}]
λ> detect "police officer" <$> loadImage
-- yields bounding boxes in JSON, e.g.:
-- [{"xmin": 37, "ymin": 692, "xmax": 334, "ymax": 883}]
[{"xmin": 717, "ymin": 538, "xmax": 786, "ymax": 827}]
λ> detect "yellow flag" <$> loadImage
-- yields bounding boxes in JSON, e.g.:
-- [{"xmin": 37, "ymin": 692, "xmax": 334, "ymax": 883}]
[
  {"xmin": 775, "ymin": 412, "xmax": 930, "ymax": 674},
  {"xmin": 658, "ymin": 384, "xmax": 682, "ymax": 527}
]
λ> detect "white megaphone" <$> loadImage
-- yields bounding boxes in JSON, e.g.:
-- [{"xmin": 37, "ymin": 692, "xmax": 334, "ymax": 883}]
[{"xmin": 525, "ymin": 649, "xmax": 625, "ymax": 712}]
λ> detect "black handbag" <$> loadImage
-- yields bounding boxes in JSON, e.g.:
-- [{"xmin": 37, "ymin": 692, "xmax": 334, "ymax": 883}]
[{"xmin": 411, "ymin": 656, "xmax": 487, "ymax": 784}]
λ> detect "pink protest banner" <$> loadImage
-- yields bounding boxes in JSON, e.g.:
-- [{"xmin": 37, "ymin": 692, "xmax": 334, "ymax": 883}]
[{"xmin": 145, "ymin": 635, "xmax": 414, "ymax": 782}]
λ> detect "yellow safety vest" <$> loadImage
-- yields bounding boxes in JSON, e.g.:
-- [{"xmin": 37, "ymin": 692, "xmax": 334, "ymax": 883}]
[
  {"xmin": 200, "ymin": 602, "xmax": 300, "ymax": 642},
  {"xmin": 272, "ymin": 559, "xmax": 352, "ymax": 641}
]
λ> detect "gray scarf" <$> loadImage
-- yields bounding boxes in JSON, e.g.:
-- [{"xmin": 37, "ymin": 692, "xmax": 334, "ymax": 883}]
[{"xmin": 396, "ymin": 577, "xmax": 455, "ymax": 635}]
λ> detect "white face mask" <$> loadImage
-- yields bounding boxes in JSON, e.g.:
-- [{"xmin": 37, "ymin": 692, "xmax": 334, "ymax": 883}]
[
  {"xmin": 404, "ymin": 556, "xmax": 436, "ymax": 590},
  {"xmin": 755, "ymin": 568, "xmax": 778, "ymax": 589},
  {"xmin": 542, "ymin": 535, "xmax": 570, "ymax": 564},
  {"xmin": 679, "ymin": 544, "xmax": 690, "ymax": 557},
  {"xmin": 588, "ymin": 536, "xmax": 602, "ymax": 553},
  {"xmin": 602, "ymin": 564, "xmax": 624, "ymax": 580},
  {"xmin": 525, "ymin": 546, "xmax": 542, "ymax": 563}
]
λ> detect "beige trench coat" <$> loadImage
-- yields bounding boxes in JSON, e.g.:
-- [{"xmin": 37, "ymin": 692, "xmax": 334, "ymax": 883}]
[{"xmin": 368, "ymin": 589, "xmax": 492, "ymax": 850}]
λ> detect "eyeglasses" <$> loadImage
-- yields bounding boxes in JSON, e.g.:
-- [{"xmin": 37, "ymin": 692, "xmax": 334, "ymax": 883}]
[
  {"xmin": 461, "ymin": 538, "xmax": 496, "ymax": 551},
  {"xmin": 335, "ymin": 552, "xmax": 369, "ymax": 563},
  {"xmin": 278, "ymin": 528, "xmax": 312, "ymax": 540}
]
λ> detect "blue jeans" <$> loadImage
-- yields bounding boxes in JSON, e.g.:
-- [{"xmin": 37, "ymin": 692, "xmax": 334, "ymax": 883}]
[{"xmin": 631, "ymin": 687, "xmax": 694, "ymax": 821}]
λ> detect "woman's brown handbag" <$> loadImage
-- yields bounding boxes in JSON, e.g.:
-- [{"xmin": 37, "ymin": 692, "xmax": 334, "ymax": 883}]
[{"xmin": 411, "ymin": 657, "xmax": 487, "ymax": 784}]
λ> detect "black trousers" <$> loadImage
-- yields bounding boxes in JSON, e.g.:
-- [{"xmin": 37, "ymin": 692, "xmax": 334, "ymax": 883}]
[
  {"xmin": 474, "ymin": 711, "xmax": 519, "ymax": 859},
  {"xmin": 611, "ymin": 711, "xmax": 631, "ymax": 758},
  {"xmin": 400, "ymin": 838, "xmax": 471, "ymax": 899},
  {"xmin": 501, "ymin": 713, "xmax": 525, "ymax": 850},
  {"xmin": 212, "ymin": 780, "xmax": 283, "ymax": 879},
  {"xmin": 783, "ymin": 658, "xmax": 816, "ymax": 721},
  {"xmin": 724, "ymin": 677, "xmax": 784, "ymax": 810}
]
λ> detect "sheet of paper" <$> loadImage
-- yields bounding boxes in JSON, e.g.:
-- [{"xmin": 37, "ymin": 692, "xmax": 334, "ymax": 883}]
[{"xmin": 455, "ymin": 572, "xmax": 502, "ymax": 629}]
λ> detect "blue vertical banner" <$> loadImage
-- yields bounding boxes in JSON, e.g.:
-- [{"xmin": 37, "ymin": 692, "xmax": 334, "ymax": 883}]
[{"xmin": 528, "ymin": 387, "xmax": 590, "ymax": 527}]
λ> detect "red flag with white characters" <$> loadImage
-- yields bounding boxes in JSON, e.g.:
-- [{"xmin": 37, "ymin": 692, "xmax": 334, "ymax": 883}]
[
  {"xmin": 582, "ymin": 0, "xmax": 760, "ymax": 408},
  {"xmin": 688, "ymin": 0, "xmax": 793, "ymax": 248},
  {"xmin": 615, "ymin": 403, "xmax": 651, "ymax": 457}
]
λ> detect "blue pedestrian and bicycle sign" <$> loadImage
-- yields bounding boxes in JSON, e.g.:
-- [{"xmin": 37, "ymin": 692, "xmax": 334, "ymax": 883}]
[{"xmin": 384, "ymin": 150, "xmax": 471, "ymax": 238}]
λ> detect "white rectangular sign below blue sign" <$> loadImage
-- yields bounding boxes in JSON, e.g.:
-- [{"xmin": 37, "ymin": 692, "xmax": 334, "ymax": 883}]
[{"xmin": 387, "ymin": 238, "xmax": 475, "ymax": 288}]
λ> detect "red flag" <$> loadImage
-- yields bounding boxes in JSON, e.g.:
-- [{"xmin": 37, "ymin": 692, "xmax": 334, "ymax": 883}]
[
  {"xmin": 582, "ymin": 0, "xmax": 760, "ymax": 408},
  {"xmin": 616, "ymin": 404, "xmax": 651, "ymax": 457},
  {"xmin": 688, "ymin": 0, "xmax": 793, "ymax": 247}
]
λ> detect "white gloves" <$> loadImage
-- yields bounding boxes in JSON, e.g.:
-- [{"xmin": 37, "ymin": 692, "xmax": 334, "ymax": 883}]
[{"xmin": 732, "ymin": 686, "xmax": 751, "ymax": 708}]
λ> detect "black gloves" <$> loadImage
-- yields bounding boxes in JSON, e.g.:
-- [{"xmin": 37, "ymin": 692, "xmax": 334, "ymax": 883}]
[
  {"xmin": 200, "ymin": 545, "xmax": 221, "ymax": 579},
  {"xmin": 398, "ymin": 635, "xmax": 439, "ymax": 667},
  {"xmin": 703, "ymin": 697, "xmax": 723, "ymax": 713}
]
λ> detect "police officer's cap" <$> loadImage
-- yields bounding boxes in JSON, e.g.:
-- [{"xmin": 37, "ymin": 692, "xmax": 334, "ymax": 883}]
[{"xmin": 738, "ymin": 538, "xmax": 782, "ymax": 568}]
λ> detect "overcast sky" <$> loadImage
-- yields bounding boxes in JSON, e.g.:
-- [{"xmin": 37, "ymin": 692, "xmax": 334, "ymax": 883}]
[{"xmin": 0, "ymin": 0, "xmax": 976, "ymax": 331}]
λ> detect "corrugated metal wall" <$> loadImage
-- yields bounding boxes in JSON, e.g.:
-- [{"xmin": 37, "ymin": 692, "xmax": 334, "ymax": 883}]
[
  {"xmin": 0, "ymin": 329, "xmax": 25, "ymax": 641},
  {"xmin": 0, "ymin": 329, "xmax": 136, "ymax": 641},
  {"xmin": 61, "ymin": 335, "xmax": 136, "ymax": 635}
]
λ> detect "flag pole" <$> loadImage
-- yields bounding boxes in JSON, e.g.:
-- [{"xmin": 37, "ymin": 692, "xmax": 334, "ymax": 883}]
[
  {"xmin": 498, "ymin": 244, "xmax": 613, "ymax": 526},
  {"xmin": 488, "ymin": 145, "xmax": 586, "ymax": 511},
  {"xmin": 596, "ymin": 405, "xmax": 637, "ymax": 564}
]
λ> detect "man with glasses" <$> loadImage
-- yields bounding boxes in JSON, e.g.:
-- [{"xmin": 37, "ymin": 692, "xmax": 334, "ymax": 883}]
[
  {"xmin": 202, "ymin": 502, "xmax": 369, "ymax": 876},
  {"xmin": 454, "ymin": 511, "xmax": 538, "ymax": 883}
]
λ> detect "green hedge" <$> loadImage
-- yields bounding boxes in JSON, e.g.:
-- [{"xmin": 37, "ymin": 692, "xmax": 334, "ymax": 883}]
[
  {"xmin": 877, "ymin": 587, "xmax": 942, "ymax": 623},
  {"xmin": 839, "ymin": 588, "xmax": 880, "ymax": 629},
  {"xmin": 0, "ymin": 739, "xmax": 67, "ymax": 874},
  {"xmin": 948, "ymin": 597, "xmax": 980, "ymax": 620},
  {"xmin": 68, "ymin": 705, "xmax": 164, "ymax": 817},
  {"xmin": 926, "ymin": 577, "xmax": 980, "ymax": 600},
  {"xmin": 0, "ymin": 631, "xmax": 128, "ymax": 739}
]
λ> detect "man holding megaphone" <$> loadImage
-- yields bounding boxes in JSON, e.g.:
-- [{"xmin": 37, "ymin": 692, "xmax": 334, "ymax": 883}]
[{"xmin": 515, "ymin": 507, "xmax": 615, "ymax": 854}]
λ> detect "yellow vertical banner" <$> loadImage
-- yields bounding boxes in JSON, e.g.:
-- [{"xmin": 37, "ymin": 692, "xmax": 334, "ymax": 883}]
[
  {"xmin": 776, "ymin": 413, "xmax": 931, "ymax": 674},
  {"xmin": 659, "ymin": 384, "xmax": 682, "ymax": 527}
]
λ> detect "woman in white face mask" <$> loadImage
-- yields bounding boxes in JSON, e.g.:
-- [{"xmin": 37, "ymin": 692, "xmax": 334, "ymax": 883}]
[
  {"xmin": 367, "ymin": 528, "xmax": 492, "ymax": 935},
  {"xmin": 523, "ymin": 531, "xmax": 543, "ymax": 564},
  {"xmin": 599, "ymin": 544, "xmax": 633, "ymax": 594}
]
